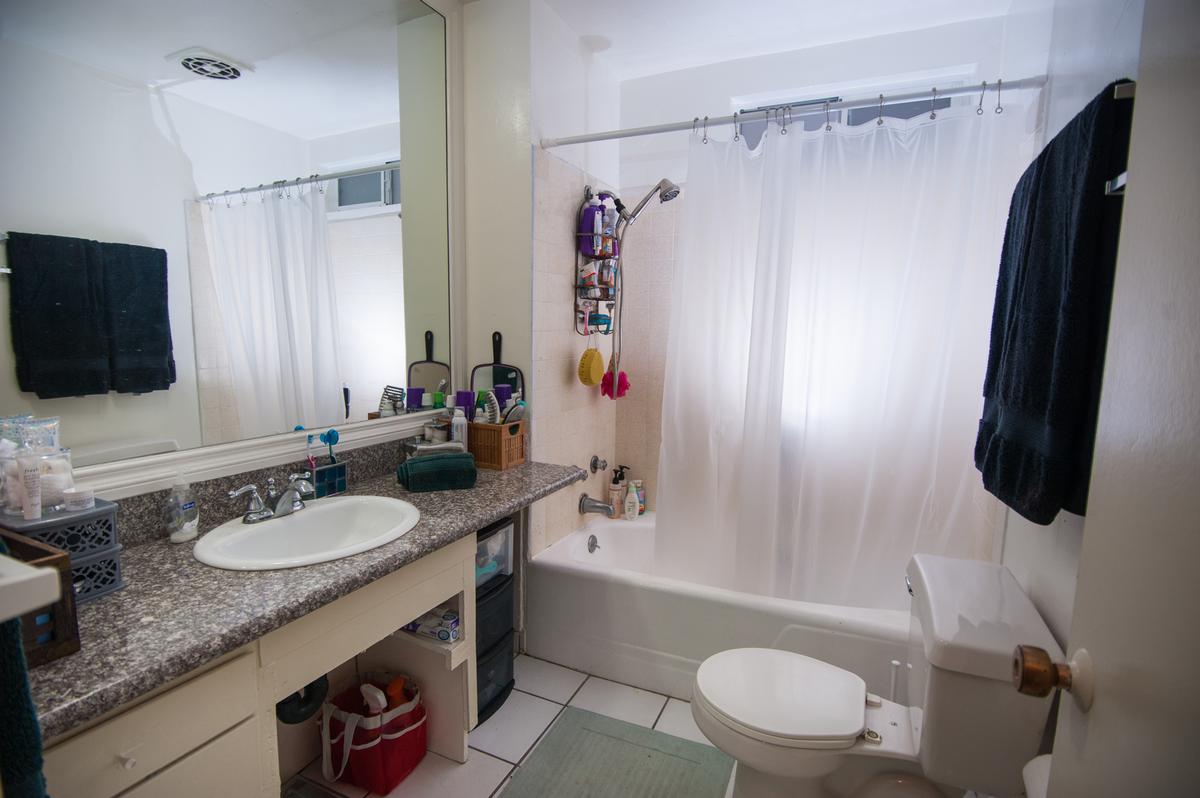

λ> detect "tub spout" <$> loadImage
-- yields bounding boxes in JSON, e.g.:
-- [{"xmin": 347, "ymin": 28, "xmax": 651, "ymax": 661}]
[{"xmin": 579, "ymin": 493, "xmax": 616, "ymax": 518}]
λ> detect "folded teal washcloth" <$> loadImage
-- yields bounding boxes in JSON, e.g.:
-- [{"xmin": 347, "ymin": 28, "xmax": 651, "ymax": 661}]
[
  {"xmin": 0, "ymin": 538, "xmax": 48, "ymax": 798},
  {"xmin": 396, "ymin": 452, "xmax": 478, "ymax": 492}
]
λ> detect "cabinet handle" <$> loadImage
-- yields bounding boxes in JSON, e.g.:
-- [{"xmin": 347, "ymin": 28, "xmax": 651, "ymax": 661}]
[
  {"xmin": 117, "ymin": 754, "xmax": 138, "ymax": 770},
  {"xmin": 1012, "ymin": 645, "xmax": 1094, "ymax": 712}
]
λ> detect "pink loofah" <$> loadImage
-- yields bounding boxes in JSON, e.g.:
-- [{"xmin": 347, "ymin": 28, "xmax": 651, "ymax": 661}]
[{"xmin": 600, "ymin": 369, "xmax": 630, "ymax": 399}]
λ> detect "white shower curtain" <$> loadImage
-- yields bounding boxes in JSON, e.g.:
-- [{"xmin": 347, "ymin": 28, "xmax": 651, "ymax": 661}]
[
  {"xmin": 654, "ymin": 102, "xmax": 1041, "ymax": 611},
  {"xmin": 200, "ymin": 185, "xmax": 343, "ymax": 438}
]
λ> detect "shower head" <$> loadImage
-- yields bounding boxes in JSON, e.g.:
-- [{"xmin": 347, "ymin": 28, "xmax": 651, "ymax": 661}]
[{"xmin": 623, "ymin": 178, "xmax": 682, "ymax": 225}]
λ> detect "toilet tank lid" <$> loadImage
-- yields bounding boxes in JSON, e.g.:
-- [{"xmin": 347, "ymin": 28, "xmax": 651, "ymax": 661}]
[{"xmin": 908, "ymin": 554, "xmax": 1063, "ymax": 682}]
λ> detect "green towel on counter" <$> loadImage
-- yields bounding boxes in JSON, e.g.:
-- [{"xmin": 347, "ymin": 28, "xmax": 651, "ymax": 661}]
[
  {"xmin": 396, "ymin": 452, "xmax": 477, "ymax": 492},
  {"xmin": 0, "ymin": 538, "xmax": 49, "ymax": 798}
]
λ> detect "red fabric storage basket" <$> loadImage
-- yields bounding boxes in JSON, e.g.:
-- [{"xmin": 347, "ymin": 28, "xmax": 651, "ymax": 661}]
[{"xmin": 321, "ymin": 678, "xmax": 427, "ymax": 794}]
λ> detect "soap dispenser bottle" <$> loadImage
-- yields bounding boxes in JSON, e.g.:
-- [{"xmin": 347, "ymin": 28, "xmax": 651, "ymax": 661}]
[
  {"xmin": 164, "ymin": 474, "xmax": 200, "ymax": 543},
  {"xmin": 609, "ymin": 465, "xmax": 628, "ymax": 510}
]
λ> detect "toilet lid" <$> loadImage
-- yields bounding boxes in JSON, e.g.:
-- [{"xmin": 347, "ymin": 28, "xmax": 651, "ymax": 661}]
[{"xmin": 695, "ymin": 648, "xmax": 866, "ymax": 747}]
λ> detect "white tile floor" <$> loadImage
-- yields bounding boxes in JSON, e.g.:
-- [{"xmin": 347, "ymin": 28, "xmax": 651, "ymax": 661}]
[{"xmin": 291, "ymin": 654, "xmax": 711, "ymax": 798}]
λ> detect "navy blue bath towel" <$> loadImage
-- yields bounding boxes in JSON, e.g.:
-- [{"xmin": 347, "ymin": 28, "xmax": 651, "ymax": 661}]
[
  {"xmin": 6, "ymin": 233, "xmax": 175, "ymax": 398},
  {"xmin": 974, "ymin": 81, "xmax": 1133, "ymax": 525},
  {"xmin": 6, "ymin": 232, "xmax": 110, "ymax": 399},
  {"xmin": 100, "ymin": 242, "xmax": 176, "ymax": 394}
]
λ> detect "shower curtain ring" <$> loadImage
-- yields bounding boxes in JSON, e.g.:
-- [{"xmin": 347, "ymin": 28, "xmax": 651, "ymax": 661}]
[
  {"xmin": 825, "ymin": 100, "xmax": 832, "ymax": 132},
  {"xmin": 780, "ymin": 105, "xmax": 789, "ymax": 135},
  {"xmin": 733, "ymin": 111, "xmax": 740, "ymax": 142},
  {"xmin": 702, "ymin": 115, "xmax": 709, "ymax": 144},
  {"xmin": 995, "ymin": 79, "xmax": 1004, "ymax": 114},
  {"xmin": 929, "ymin": 87, "xmax": 938, "ymax": 119},
  {"xmin": 692, "ymin": 117, "xmax": 700, "ymax": 136},
  {"xmin": 877, "ymin": 94, "xmax": 885, "ymax": 126},
  {"xmin": 224, "ymin": 194, "xmax": 231, "ymax": 208},
  {"xmin": 977, "ymin": 81, "xmax": 987, "ymax": 115}
]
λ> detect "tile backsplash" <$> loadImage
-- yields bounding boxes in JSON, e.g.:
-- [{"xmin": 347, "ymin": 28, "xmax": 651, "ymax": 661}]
[{"xmin": 529, "ymin": 149, "xmax": 617, "ymax": 555}]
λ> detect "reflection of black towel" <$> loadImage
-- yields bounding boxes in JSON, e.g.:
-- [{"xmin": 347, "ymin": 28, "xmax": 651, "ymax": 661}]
[
  {"xmin": 100, "ymin": 243, "xmax": 176, "ymax": 394},
  {"xmin": 6, "ymin": 232, "xmax": 110, "ymax": 399},
  {"xmin": 974, "ymin": 81, "xmax": 1134, "ymax": 525}
]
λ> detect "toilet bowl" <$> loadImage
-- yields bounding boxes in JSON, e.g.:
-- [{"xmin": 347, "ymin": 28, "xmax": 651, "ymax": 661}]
[
  {"xmin": 692, "ymin": 555, "xmax": 1062, "ymax": 798},
  {"xmin": 691, "ymin": 648, "xmax": 930, "ymax": 798}
]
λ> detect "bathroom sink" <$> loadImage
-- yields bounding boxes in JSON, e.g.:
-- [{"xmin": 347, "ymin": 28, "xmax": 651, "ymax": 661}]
[{"xmin": 193, "ymin": 495, "xmax": 420, "ymax": 570}]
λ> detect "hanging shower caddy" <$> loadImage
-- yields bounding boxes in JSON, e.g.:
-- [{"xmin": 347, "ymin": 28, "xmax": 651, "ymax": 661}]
[{"xmin": 574, "ymin": 187, "xmax": 623, "ymax": 336}]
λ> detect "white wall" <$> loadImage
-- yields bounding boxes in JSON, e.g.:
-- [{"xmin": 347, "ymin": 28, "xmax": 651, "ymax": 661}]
[
  {"xmin": 309, "ymin": 122, "xmax": 401, "ymax": 171},
  {"xmin": 0, "ymin": 39, "xmax": 203, "ymax": 452},
  {"xmin": 397, "ymin": 12, "xmax": 451, "ymax": 370},
  {"xmin": 618, "ymin": 13, "xmax": 1052, "ymax": 189},
  {"xmin": 463, "ymin": 0, "xmax": 533, "ymax": 384},
  {"xmin": 1000, "ymin": 0, "xmax": 1145, "ymax": 648},
  {"xmin": 162, "ymin": 93, "xmax": 311, "ymax": 197},
  {"xmin": 530, "ymin": 0, "xmax": 620, "ymax": 188}
]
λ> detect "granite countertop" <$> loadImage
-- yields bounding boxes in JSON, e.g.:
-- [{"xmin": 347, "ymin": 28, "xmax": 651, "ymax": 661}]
[{"xmin": 30, "ymin": 461, "xmax": 585, "ymax": 740}]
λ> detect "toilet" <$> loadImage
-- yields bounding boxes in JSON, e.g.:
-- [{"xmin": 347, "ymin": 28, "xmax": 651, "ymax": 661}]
[{"xmin": 692, "ymin": 554, "xmax": 1063, "ymax": 798}]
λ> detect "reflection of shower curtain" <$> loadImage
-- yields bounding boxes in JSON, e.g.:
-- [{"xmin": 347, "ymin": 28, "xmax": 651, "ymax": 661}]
[
  {"xmin": 654, "ymin": 102, "xmax": 1041, "ymax": 611},
  {"xmin": 199, "ymin": 186, "xmax": 343, "ymax": 438}
]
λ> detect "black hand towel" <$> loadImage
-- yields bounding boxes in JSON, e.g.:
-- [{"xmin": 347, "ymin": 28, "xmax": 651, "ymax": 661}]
[
  {"xmin": 974, "ymin": 81, "xmax": 1133, "ymax": 525},
  {"xmin": 6, "ymin": 232, "xmax": 110, "ymax": 399},
  {"xmin": 99, "ymin": 242, "xmax": 176, "ymax": 394}
]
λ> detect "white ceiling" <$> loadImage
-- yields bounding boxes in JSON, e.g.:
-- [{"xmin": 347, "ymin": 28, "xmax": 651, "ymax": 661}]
[
  {"xmin": 0, "ymin": 0, "xmax": 434, "ymax": 140},
  {"xmin": 541, "ymin": 0, "xmax": 1017, "ymax": 81}
]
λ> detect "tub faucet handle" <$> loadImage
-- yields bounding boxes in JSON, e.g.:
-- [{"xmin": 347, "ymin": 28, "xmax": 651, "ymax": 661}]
[{"xmin": 590, "ymin": 455, "xmax": 608, "ymax": 474}]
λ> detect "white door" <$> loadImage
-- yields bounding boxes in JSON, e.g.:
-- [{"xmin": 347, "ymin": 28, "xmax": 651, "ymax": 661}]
[{"xmin": 1048, "ymin": 0, "xmax": 1200, "ymax": 794}]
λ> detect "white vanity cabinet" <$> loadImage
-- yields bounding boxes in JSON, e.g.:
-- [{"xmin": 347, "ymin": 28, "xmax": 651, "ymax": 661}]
[{"xmin": 41, "ymin": 534, "xmax": 479, "ymax": 798}]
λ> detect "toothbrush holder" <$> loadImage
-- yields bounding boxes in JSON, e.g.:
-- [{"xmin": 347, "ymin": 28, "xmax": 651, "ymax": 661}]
[{"xmin": 313, "ymin": 460, "xmax": 348, "ymax": 498}]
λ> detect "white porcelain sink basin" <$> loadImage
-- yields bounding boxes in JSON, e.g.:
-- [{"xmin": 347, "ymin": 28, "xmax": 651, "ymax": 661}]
[{"xmin": 194, "ymin": 495, "xmax": 420, "ymax": 571}]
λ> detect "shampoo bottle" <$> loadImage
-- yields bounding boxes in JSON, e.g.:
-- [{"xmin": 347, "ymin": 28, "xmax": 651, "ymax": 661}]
[
  {"xmin": 608, "ymin": 466, "xmax": 627, "ymax": 510},
  {"xmin": 451, "ymin": 408, "xmax": 468, "ymax": 447},
  {"xmin": 623, "ymin": 489, "xmax": 639, "ymax": 521}
]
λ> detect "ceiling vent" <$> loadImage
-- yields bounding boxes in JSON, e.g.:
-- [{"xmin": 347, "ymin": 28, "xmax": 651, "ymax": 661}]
[{"xmin": 166, "ymin": 48, "xmax": 252, "ymax": 81}]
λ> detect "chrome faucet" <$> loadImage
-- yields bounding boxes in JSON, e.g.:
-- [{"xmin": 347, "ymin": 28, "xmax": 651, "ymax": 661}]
[
  {"xmin": 270, "ymin": 472, "xmax": 315, "ymax": 518},
  {"xmin": 578, "ymin": 493, "xmax": 616, "ymax": 518},
  {"xmin": 229, "ymin": 484, "xmax": 274, "ymax": 524}
]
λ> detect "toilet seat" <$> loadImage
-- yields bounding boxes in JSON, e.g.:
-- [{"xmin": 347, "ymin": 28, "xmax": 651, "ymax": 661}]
[{"xmin": 694, "ymin": 648, "xmax": 867, "ymax": 750}]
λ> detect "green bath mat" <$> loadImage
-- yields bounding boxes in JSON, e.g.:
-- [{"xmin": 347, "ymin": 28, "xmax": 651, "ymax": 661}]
[{"xmin": 502, "ymin": 707, "xmax": 733, "ymax": 798}]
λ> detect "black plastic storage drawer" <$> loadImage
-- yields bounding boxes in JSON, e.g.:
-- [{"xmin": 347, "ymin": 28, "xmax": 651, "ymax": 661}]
[
  {"xmin": 476, "ymin": 629, "xmax": 515, "ymax": 725},
  {"xmin": 476, "ymin": 572, "xmax": 514, "ymax": 655}
]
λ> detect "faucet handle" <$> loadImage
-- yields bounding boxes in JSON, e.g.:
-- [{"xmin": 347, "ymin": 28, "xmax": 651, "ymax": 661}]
[
  {"xmin": 287, "ymin": 472, "xmax": 316, "ymax": 498},
  {"xmin": 229, "ymin": 484, "xmax": 265, "ymax": 512}
]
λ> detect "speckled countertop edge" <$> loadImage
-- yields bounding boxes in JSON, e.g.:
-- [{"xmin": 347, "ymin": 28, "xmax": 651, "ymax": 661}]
[{"xmin": 30, "ymin": 461, "xmax": 585, "ymax": 740}]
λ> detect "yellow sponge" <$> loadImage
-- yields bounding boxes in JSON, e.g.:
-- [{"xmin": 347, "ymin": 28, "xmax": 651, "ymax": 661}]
[{"xmin": 578, "ymin": 347, "xmax": 604, "ymax": 386}]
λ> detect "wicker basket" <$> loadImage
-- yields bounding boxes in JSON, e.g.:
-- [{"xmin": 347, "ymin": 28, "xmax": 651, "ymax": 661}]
[
  {"xmin": 467, "ymin": 420, "xmax": 527, "ymax": 470},
  {"xmin": 1, "ymin": 529, "xmax": 80, "ymax": 667}
]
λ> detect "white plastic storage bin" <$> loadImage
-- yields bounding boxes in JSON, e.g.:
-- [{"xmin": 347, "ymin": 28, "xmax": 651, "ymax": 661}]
[{"xmin": 475, "ymin": 517, "xmax": 513, "ymax": 588}]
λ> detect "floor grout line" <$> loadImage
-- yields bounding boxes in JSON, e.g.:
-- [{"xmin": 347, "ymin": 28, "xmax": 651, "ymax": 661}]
[
  {"xmin": 512, "ymin": 685, "xmax": 565, "ymax": 706},
  {"xmin": 650, "ymin": 695, "xmax": 670, "ymax": 730}
]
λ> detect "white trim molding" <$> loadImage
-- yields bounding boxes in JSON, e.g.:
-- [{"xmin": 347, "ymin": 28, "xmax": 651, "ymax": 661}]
[{"xmin": 75, "ymin": 412, "xmax": 435, "ymax": 500}]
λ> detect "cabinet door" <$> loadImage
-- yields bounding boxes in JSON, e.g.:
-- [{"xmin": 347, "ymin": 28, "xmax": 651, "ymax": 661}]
[
  {"xmin": 119, "ymin": 718, "xmax": 260, "ymax": 798},
  {"xmin": 44, "ymin": 653, "xmax": 256, "ymax": 798}
]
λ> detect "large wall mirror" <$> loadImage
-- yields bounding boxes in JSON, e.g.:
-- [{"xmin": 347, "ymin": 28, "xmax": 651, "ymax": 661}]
[{"xmin": 0, "ymin": 0, "xmax": 451, "ymax": 466}]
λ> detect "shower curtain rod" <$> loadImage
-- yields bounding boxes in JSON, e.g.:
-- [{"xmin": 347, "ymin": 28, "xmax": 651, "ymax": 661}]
[
  {"xmin": 540, "ymin": 75, "xmax": 1048, "ymax": 149},
  {"xmin": 198, "ymin": 160, "xmax": 398, "ymax": 202}
]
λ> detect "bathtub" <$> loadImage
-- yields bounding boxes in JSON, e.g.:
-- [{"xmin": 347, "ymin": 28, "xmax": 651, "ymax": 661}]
[{"xmin": 526, "ymin": 512, "xmax": 913, "ymax": 703}]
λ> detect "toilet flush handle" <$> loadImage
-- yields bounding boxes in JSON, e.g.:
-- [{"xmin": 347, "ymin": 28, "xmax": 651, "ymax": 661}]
[{"xmin": 1012, "ymin": 645, "xmax": 1094, "ymax": 712}]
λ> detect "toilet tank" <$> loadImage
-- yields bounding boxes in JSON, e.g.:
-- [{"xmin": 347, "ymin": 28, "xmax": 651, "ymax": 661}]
[{"xmin": 905, "ymin": 554, "xmax": 1062, "ymax": 797}]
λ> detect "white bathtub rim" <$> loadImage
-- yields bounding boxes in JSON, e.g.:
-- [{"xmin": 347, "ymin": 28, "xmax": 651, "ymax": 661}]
[{"xmin": 534, "ymin": 516, "xmax": 910, "ymax": 645}]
